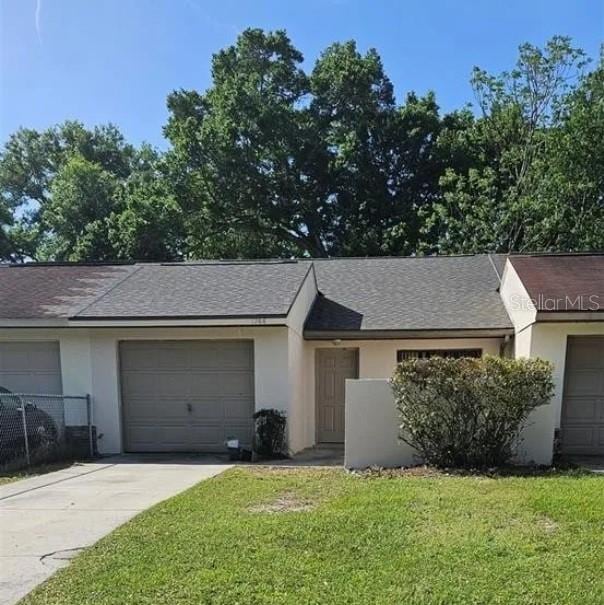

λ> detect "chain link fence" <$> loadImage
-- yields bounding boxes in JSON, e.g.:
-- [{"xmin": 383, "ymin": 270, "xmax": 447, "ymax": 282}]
[{"xmin": 0, "ymin": 392, "xmax": 94, "ymax": 472}]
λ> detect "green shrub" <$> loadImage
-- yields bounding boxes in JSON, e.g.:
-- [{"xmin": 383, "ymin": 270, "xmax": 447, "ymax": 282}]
[
  {"xmin": 253, "ymin": 408, "xmax": 287, "ymax": 458},
  {"xmin": 391, "ymin": 355, "xmax": 554, "ymax": 468}
]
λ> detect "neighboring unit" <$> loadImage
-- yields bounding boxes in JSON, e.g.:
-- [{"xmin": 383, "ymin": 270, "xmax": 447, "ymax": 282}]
[{"xmin": 0, "ymin": 253, "xmax": 602, "ymax": 464}]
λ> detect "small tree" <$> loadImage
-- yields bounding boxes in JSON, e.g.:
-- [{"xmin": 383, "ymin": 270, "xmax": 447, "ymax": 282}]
[{"xmin": 391, "ymin": 356, "xmax": 554, "ymax": 468}]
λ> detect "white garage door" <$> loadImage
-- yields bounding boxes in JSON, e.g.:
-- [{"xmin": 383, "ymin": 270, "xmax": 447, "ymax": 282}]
[
  {"xmin": 0, "ymin": 341, "xmax": 62, "ymax": 394},
  {"xmin": 560, "ymin": 336, "xmax": 604, "ymax": 455},
  {"xmin": 120, "ymin": 340, "xmax": 255, "ymax": 452}
]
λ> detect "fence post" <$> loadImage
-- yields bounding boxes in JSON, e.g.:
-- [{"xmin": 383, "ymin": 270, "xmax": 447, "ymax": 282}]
[
  {"xmin": 86, "ymin": 394, "xmax": 94, "ymax": 458},
  {"xmin": 19, "ymin": 397, "xmax": 31, "ymax": 467}
]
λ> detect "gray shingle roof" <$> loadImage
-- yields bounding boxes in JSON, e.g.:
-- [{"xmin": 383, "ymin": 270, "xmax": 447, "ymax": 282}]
[
  {"xmin": 0, "ymin": 255, "xmax": 512, "ymax": 331},
  {"xmin": 74, "ymin": 261, "xmax": 311, "ymax": 319},
  {"xmin": 306, "ymin": 255, "xmax": 512, "ymax": 332},
  {"xmin": 0, "ymin": 264, "xmax": 136, "ymax": 319}
]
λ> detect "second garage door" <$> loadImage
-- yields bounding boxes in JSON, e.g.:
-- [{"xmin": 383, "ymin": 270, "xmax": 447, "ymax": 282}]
[
  {"xmin": 120, "ymin": 340, "xmax": 254, "ymax": 452},
  {"xmin": 560, "ymin": 336, "xmax": 604, "ymax": 456},
  {"xmin": 0, "ymin": 341, "xmax": 62, "ymax": 394}
]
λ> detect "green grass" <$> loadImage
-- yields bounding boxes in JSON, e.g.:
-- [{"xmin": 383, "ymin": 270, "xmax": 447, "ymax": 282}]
[{"xmin": 22, "ymin": 467, "xmax": 604, "ymax": 605}]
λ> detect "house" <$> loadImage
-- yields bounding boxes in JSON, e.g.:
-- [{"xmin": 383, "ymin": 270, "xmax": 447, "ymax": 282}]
[{"xmin": 0, "ymin": 253, "xmax": 602, "ymax": 464}]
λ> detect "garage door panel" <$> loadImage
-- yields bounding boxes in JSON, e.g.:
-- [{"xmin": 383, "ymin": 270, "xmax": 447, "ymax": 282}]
[
  {"xmin": 120, "ymin": 340, "xmax": 255, "ymax": 452},
  {"xmin": 189, "ymin": 372, "xmax": 253, "ymax": 396},
  {"xmin": 563, "ymin": 397, "xmax": 599, "ymax": 422},
  {"xmin": 190, "ymin": 398, "xmax": 225, "ymax": 420},
  {"xmin": 562, "ymin": 427, "xmax": 596, "ymax": 447},
  {"xmin": 125, "ymin": 426, "xmax": 159, "ymax": 449},
  {"xmin": 158, "ymin": 373, "xmax": 194, "ymax": 397},
  {"xmin": 561, "ymin": 337, "xmax": 604, "ymax": 455},
  {"xmin": 191, "ymin": 425, "xmax": 227, "ymax": 446},
  {"xmin": 188, "ymin": 342, "xmax": 251, "ymax": 369},
  {"xmin": 126, "ymin": 426, "xmax": 198, "ymax": 451},
  {"xmin": 121, "ymin": 373, "xmax": 160, "ymax": 397},
  {"xmin": 224, "ymin": 398, "xmax": 255, "ymax": 419},
  {"xmin": 566, "ymin": 370, "xmax": 602, "ymax": 396},
  {"xmin": 220, "ymin": 422, "xmax": 254, "ymax": 443},
  {"xmin": 157, "ymin": 346, "xmax": 191, "ymax": 369},
  {"xmin": 123, "ymin": 398, "xmax": 158, "ymax": 420},
  {"xmin": 123, "ymin": 396, "xmax": 178, "ymax": 420},
  {"xmin": 5, "ymin": 374, "xmax": 60, "ymax": 394},
  {"xmin": 162, "ymin": 426, "xmax": 204, "ymax": 447},
  {"xmin": 189, "ymin": 373, "xmax": 227, "ymax": 395},
  {"xmin": 0, "ymin": 342, "xmax": 62, "ymax": 394},
  {"xmin": 119, "ymin": 344, "xmax": 160, "ymax": 370},
  {"xmin": 29, "ymin": 349, "xmax": 61, "ymax": 372},
  {"xmin": 126, "ymin": 424, "xmax": 253, "ymax": 452},
  {"xmin": 567, "ymin": 342, "xmax": 604, "ymax": 369},
  {"xmin": 0, "ymin": 347, "xmax": 28, "ymax": 370}
]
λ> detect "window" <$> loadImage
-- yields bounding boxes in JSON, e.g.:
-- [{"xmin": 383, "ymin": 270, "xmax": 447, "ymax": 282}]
[{"xmin": 396, "ymin": 349, "xmax": 482, "ymax": 363}]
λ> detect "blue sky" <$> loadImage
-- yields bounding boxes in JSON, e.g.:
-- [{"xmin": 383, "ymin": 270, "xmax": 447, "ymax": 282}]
[{"xmin": 1, "ymin": 0, "xmax": 602, "ymax": 149}]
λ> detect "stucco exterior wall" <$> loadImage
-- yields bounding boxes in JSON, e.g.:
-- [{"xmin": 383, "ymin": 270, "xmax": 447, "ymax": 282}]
[
  {"xmin": 500, "ymin": 260, "xmax": 537, "ymax": 334},
  {"xmin": 345, "ymin": 377, "xmax": 554, "ymax": 469},
  {"xmin": 529, "ymin": 322, "xmax": 604, "ymax": 427},
  {"xmin": 509, "ymin": 322, "xmax": 604, "ymax": 464},
  {"xmin": 285, "ymin": 268, "xmax": 318, "ymax": 452},
  {"xmin": 302, "ymin": 337, "xmax": 504, "ymax": 449},
  {"xmin": 502, "ymin": 258, "xmax": 604, "ymax": 463},
  {"xmin": 345, "ymin": 379, "xmax": 417, "ymax": 468},
  {"xmin": 0, "ymin": 326, "xmax": 291, "ymax": 455}
]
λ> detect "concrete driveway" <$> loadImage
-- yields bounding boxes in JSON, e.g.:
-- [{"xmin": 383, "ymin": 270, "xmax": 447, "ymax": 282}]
[{"xmin": 0, "ymin": 456, "xmax": 230, "ymax": 605}]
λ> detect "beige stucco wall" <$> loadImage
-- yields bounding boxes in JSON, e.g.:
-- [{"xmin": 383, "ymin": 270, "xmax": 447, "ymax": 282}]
[
  {"xmin": 499, "ymin": 260, "xmax": 537, "ymax": 334},
  {"xmin": 501, "ymin": 259, "xmax": 604, "ymax": 462},
  {"xmin": 345, "ymin": 376, "xmax": 555, "ymax": 468},
  {"xmin": 507, "ymin": 322, "xmax": 604, "ymax": 464},
  {"xmin": 0, "ymin": 326, "xmax": 292, "ymax": 455},
  {"xmin": 285, "ymin": 267, "xmax": 318, "ymax": 452},
  {"xmin": 301, "ymin": 337, "xmax": 504, "ymax": 450},
  {"xmin": 345, "ymin": 379, "xmax": 418, "ymax": 468},
  {"xmin": 529, "ymin": 322, "xmax": 604, "ymax": 427}
]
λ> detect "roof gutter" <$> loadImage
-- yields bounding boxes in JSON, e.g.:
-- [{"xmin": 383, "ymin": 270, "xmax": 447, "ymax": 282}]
[
  {"xmin": 66, "ymin": 315, "xmax": 288, "ymax": 328},
  {"xmin": 535, "ymin": 311, "xmax": 604, "ymax": 323},
  {"xmin": 0, "ymin": 316, "xmax": 289, "ymax": 329},
  {"xmin": 304, "ymin": 327, "xmax": 515, "ymax": 340}
]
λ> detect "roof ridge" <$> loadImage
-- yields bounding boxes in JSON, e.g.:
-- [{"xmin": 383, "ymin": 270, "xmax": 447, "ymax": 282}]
[
  {"xmin": 6, "ymin": 261, "xmax": 136, "ymax": 268},
  {"xmin": 507, "ymin": 251, "xmax": 604, "ymax": 257},
  {"xmin": 308, "ymin": 254, "xmax": 481, "ymax": 261},
  {"xmin": 159, "ymin": 259, "xmax": 300, "ymax": 266},
  {"xmin": 487, "ymin": 253, "xmax": 503, "ymax": 283}
]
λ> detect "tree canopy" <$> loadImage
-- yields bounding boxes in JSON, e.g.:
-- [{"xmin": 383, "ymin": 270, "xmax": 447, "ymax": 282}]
[{"xmin": 1, "ymin": 31, "xmax": 602, "ymax": 262}]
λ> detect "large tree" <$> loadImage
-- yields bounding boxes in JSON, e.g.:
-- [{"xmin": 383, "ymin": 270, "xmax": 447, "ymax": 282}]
[
  {"xmin": 41, "ymin": 154, "xmax": 118, "ymax": 260},
  {"xmin": 0, "ymin": 122, "xmax": 183, "ymax": 261},
  {"xmin": 526, "ymin": 53, "xmax": 604, "ymax": 250},
  {"xmin": 309, "ymin": 43, "xmax": 450, "ymax": 256},
  {"xmin": 165, "ymin": 29, "xmax": 312, "ymax": 257},
  {"xmin": 1, "ymin": 33, "xmax": 601, "ymax": 261},
  {"xmin": 426, "ymin": 36, "xmax": 595, "ymax": 253},
  {"xmin": 165, "ymin": 29, "xmax": 451, "ymax": 257}
]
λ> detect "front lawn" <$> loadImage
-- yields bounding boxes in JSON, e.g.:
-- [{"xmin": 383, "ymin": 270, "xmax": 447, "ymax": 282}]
[{"xmin": 22, "ymin": 467, "xmax": 604, "ymax": 605}]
